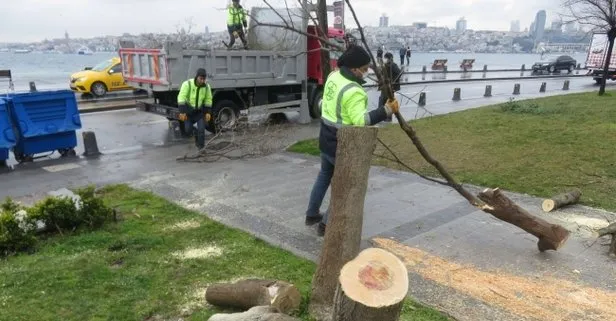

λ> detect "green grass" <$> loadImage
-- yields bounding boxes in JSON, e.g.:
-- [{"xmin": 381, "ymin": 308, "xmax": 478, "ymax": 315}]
[
  {"xmin": 0, "ymin": 185, "xmax": 449, "ymax": 321},
  {"xmin": 288, "ymin": 91, "xmax": 616, "ymax": 211}
]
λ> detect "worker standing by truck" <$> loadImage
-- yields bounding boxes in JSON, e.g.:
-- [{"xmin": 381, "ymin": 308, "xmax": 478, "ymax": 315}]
[
  {"xmin": 226, "ymin": 0, "xmax": 249, "ymax": 49},
  {"xmin": 304, "ymin": 45, "xmax": 400, "ymax": 237},
  {"xmin": 177, "ymin": 68, "xmax": 213, "ymax": 149}
]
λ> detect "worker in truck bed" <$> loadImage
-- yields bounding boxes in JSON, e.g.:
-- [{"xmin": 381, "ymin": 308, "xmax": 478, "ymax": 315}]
[
  {"xmin": 226, "ymin": 0, "xmax": 248, "ymax": 49},
  {"xmin": 177, "ymin": 68, "xmax": 213, "ymax": 149},
  {"xmin": 304, "ymin": 45, "xmax": 400, "ymax": 237}
]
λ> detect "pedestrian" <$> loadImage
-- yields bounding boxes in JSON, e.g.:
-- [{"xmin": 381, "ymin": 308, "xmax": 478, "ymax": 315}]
[
  {"xmin": 399, "ymin": 46, "xmax": 406, "ymax": 66},
  {"xmin": 305, "ymin": 45, "xmax": 400, "ymax": 236},
  {"xmin": 379, "ymin": 52, "xmax": 402, "ymax": 122},
  {"xmin": 376, "ymin": 46, "xmax": 384, "ymax": 65},
  {"xmin": 226, "ymin": 0, "xmax": 248, "ymax": 49},
  {"xmin": 177, "ymin": 68, "xmax": 213, "ymax": 149},
  {"xmin": 406, "ymin": 46, "xmax": 411, "ymax": 66}
]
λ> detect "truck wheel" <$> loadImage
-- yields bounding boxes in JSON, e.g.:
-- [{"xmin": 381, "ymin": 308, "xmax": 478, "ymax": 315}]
[
  {"xmin": 568, "ymin": 65, "xmax": 574, "ymax": 73},
  {"xmin": 91, "ymin": 82, "xmax": 108, "ymax": 97},
  {"xmin": 211, "ymin": 99, "xmax": 240, "ymax": 133},
  {"xmin": 309, "ymin": 89, "xmax": 323, "ymax": 119},
  {"xmin": 548, "ymin": 66, "xmax": 555, "ymax": 73}
]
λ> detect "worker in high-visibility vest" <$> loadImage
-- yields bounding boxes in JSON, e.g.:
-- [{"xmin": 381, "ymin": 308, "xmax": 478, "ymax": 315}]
[
  {"xmin": 304, "ymin": 45, "xmax": 400, "ymax": 236},
  {"xmin": 177, "ymin": 68, "xmax": 213, "ymax": 149},
  {"xmin": 227, "ymin": 0, "xmax": 248, "ymax": 49}
]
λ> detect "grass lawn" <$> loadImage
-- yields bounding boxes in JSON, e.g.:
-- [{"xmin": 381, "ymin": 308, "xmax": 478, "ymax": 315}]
[
  {"xmin": 0, "ymin": 185, "xmax": 449, "ymax": 321},
  {"xmin": 288, "ymin": 91, "xmax": 616, "ymax": 211}
]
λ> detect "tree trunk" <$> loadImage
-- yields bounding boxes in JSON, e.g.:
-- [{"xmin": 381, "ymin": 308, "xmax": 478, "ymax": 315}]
[
  {"xmin": 542, "ymin": 190, "xmax": 581, "ymax": 212},
  {"xmin": 205, "ymin": 279, "xmax": 301, "ymax": 314},
  {"xmin": 309, "ymin": 127, "xmax": 379, "ymax": 321},
  {"xmin": 600, "ymin": 29, "xmax": 616, "ymax": 96},
  {"xmin": 332, "ymin": 248, "xmax": 408, "ymax": 321},
  {"xmin": 478, "ymin": 188, "xmax": 570, "ymax": 252},
  {"xmin": 597, "ymin": 223, "xmax": 616, "ymax": 256},
  {"xmin": 317, "ymin": 0, "xmax": 331, "ymax": 78},
  {"xmin": 208, "ymin": 306, "xmax": 301, "ymax": 321}
]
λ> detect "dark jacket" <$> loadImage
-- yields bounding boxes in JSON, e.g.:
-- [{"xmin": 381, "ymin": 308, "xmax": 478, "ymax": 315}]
[
  {"xmin": 399, "ymin": 47, "xmax": 406, "ymax": 56},
  {"xmin": 319, "ymin": 67, "xmax": 389, "ymax": 159},
  {"xmin": 383, "ymin": 61, "xmax": 402, "ymax": 92},
  {"xmin": 376, "ymin": 48, "xmax": 383, "ymax": 58}
]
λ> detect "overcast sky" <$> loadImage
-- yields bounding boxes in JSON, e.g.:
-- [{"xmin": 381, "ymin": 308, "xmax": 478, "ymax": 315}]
[{"xmin": 0, "ymin": 0, "xmax": 565, "ymax": 43}]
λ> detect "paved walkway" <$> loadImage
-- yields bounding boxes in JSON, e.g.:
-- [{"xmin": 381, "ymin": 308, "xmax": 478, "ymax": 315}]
[{"xmin": 2, "ymin": 133, "xmax": 616, "ymax": 321}]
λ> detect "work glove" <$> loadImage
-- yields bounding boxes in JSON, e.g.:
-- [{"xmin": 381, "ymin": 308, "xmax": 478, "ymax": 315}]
[
  {"xmin": 178, "ymin": 113, "xmax": 187, "ymax": 121},
  {"xmin": 384, "ymin": 98, "xmax": 400, "ymax": 116},
  {"xmin": 205, "ymin": 113, "xmax": 212, "ymax": 122}
]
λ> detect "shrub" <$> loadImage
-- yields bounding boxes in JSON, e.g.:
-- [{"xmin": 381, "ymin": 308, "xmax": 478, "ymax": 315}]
[
  {"xmin": 0, "ymin": 205, "xmax": 36, "ymax": 256},
  {"xmin": 75, "ymin": 186, "xmax": 113, "ymax": 228},
  {"xmin": 500, "ymin": 98, "xmax": 546, "ymax": 115}
]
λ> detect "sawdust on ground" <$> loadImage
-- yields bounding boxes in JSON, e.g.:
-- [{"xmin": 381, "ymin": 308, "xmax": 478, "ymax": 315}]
[
  {"xmin": 373, "ymin": 238, "xmax": 616, "ymax": 321},
  {"xmin": 164, "ymin": 219, "xmax": 202, "ymax": 231},
  {"xmin": 172, "ymin": 246, "xmax": 223, "ymax": 260}
]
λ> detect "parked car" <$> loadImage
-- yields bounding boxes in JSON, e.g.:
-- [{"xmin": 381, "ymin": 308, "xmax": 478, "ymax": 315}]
[
  {"xmin": 532, "ymin": 55, "xmax": 577, "ymax": 74},
  {"xmin": 69, "ymin": 57, "xmax": 133, "ymax": 97}
]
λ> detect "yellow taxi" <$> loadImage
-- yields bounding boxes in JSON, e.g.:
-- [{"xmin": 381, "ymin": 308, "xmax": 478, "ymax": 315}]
[{"xmin": 69, "ymin": 57, "xmax": 132, "ymax": 97}]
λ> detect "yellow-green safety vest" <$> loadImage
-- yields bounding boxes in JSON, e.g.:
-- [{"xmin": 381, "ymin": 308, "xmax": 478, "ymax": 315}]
[
  {"xmin": 227, "ymin": 5, "xmax": 246, "ymax": 26},
  {"xmin": 321, "ymin": 70, "xmax": 369, "ymax": 127},
  {"xmin": 177, "ymin": 79, "xmax": 213, "ymax": 109}
]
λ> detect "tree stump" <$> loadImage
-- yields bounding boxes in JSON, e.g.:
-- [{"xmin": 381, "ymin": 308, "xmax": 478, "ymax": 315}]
[
  {"xmin": 478, "ymin": 188, "xmax": 570, "ymax": 252},
  {"xmin": 597, "ymin": 223, "xmax": 616, "ymax": 256},
  {"xmin": 542, "ymin": 190, "xmax": 581, "ymax": 212},
  {"xmin": 205, "ymin": 279, "xmax": 301, "ymax": 314},
  {"xmin": 309, "ymin": 127, "xmax": 379, "ymax": 320},
  {"xmin": 332, "ymin": 248, "xmax": 408, "ymax": 321},
  {"xmin": 208, "ymin": 306, "xmax": 301, "ymax": 321}
]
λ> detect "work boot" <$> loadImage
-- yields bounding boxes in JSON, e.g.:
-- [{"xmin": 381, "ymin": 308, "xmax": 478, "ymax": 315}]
[
  {"xmin": 317, "ymin": 222, "xmax": 326, "ymax": 237},
  {"xmin": 305, "ymin": 213, "xmax": 323, "ymax": 226}
]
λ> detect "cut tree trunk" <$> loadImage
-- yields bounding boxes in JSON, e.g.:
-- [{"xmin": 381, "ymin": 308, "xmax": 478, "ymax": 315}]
[
  {"xmin": 205, "ymin": 279, "xmax": 301, "ymax": 314},
  {"xmin": 332, "ymin": 248, "xmax": 409, "ymax": 321},
  {"xmin": 310, "ymin": 127, "xmax": 379, "ymax": 321},
  {"xmin": 597, "ymin": 223, "xmax": 616, "ymax": 256},
  {"xmin": 542, "ymin": 190, "xmax": 581, "ymax": 212},
  {"xmin": 478, "ymin": 188, "xmax": 570, "ymax": 252},
  {"xmin": 208, "ymin": 305, "xmax": 301, "ymax": 321}
]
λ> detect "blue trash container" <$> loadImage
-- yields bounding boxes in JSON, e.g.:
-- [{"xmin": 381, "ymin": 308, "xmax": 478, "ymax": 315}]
[
  {"xmin": 0, "ymin": 98, "xmax": 17, "ymax": 164},
  {"xmin": 7, "ymin": 90, "xmax": 81, "ymax": 162}
]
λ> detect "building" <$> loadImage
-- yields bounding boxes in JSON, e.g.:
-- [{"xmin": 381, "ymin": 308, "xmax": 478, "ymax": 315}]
[
  {"xmin": 533, "ymin": 10, "xmax": 546, "ymax": 41},
  {"xmin": 551, "ymin": 20, "xmax": 562, "ymax": 32},
  {"xmin": 379, "ymin": 14, "xmax": 389, "ymax": 28},
  {"xmin": 456, "ymin": 17, "xmax": 467, "ymax": 33},
  {"xmin": 412, "ymin": 22, "xmax": 427, "ymax": 29},
  {"xmin": 510, "ymin": 20, "xmax": 520, "ymax": 32},
  {"xmin": 564, "ymin": 21, "xmax": 576, "ymax": 33}
]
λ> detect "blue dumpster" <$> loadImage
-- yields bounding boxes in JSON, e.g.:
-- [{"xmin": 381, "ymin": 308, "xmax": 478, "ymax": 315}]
[
  {"xmin": 0, "ymin": 98, "xmax": 16, "ymax": 164},
  {"xmin": 7, "ymin": 90, "xmax": 81, "ymax": 162}
]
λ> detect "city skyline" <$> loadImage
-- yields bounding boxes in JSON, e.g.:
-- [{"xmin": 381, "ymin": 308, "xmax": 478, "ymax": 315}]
[{"xmin": 0, "ymin": 0, "xmax": 565, "ymax": 43}]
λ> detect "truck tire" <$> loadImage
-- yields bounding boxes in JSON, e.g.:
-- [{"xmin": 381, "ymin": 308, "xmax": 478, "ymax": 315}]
[
  {"xmin": 211, "ymin": 99, "xmax": 240, "ymax": 133},
  {"xmin": 309, "ymin": 89, "xmax": 323, "ymax": 119},
  {"xmin": 548, "ymin": 66, "xmax": 555, "ymax": 73},
  {"xmin": 568, "ymin": 65, "xmax": 574, "ymax": 73}
]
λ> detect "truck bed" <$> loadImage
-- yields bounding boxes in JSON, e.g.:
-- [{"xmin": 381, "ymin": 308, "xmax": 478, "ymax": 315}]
[{"xmin": 119, "ymin": 41, "xmax": 306, "ymax": 92}]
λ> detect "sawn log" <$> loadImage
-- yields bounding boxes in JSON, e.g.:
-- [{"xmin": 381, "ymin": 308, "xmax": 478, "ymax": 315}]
[
  {"xmin": 542, "ymin": 190, "xmax": 581, "ymax": 212},
  {"xmin": 205, "ymin": 279, "xmax": 301, "ymax": 314}
]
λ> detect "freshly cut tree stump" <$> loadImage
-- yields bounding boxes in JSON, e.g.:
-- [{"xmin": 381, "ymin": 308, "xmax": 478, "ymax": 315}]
[
  {"xmin": 332, "ymin": 248, "xmax": 409, "ymax": 321},
  {"xmin": 597, "ymin": 223, "xmax": 616, "ymax": 256},
  {"xmin": 478, "ymin": 188, "xmax": 570, "ymax": 252},
  {"xmin": 205, "ymin": 279, "xmax": 301, "ymax": 314},
  {"xmin": 208, "ymin": 305, "xmax": 301, "ymax": 321},
  {"xmin": 542, "ymin": 190, "xmax": 581, "ymax": 212}
]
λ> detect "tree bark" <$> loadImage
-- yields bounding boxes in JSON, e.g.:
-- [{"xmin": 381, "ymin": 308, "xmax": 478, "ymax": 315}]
[
  {"xmin": 597, "ymin": 223, "xmax": 616, "ymax": 256},
  {"xmin": 317, "ymin": 0, "xmax": 331, "ymax": 78},
  {"xmin": 478, "ymin": 188, "xmax": 571, "ymax": 252},
  {"xmin": 542, "ymin": 190, "xmax": 581, "ymax": 212},
  {"xmin": 309, "ymin": 127, "xmax": 379, "ymax": 321},
  {"xmin": 205, "ymin": 279, "xmax": 301, "ymax": 315},
  {"xmin": 600, "ymin": 28, "xmax": 616, "ymax": 96},
  {"xmin": 332, "ymin": 248, "xmax": 408, "ymax": 321},
  {"xmin": 207, "ymin": 306, "xmax": 301, "ymax": 321}
]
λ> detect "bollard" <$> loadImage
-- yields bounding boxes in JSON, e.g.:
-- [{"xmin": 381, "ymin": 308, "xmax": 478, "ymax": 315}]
[
  {"xmin": 443, "ymin": 66, "xmax": 448, "ymax": 72},
  {"xmin": 521, "ymin": 64, "xmax": 526, "ymax": 71},
  {"xmin": 577, "ymin": 63, "xmax": 581, "ymax": 69},
  {"xmin": 418, "ymin": 92, "xmax": 426, "ymax": 106},
  {"xmin": 82, "ymin": 131, "xmax": 102, "ymax": 157},
  {"xmin": 563, "ymin": 80, "xmax": 570, "ymax": 90},
  {"xmin": 483, "ymin": 65, "xmax": 488, "ymax": 72},
  {"xmin": 540, "ymin": 82, "xmax": 546, "ymax": 93},
  {"xmin": 513, "ymin": 83, "xmax": 521, "ymax": 95},
  {"xmin": 29, "ymin": 81, "xmax": 37, "ymax": 92},
  {"xmin": 484, "ymin": 85, "xmax": 492, "ymax": 97},
  {"xmin": 453, "ymin": 88, "xmax": 461, "ymax": 101},
  {"xmin": 422, "ymin": 65, "xmax": 427, "ymax": 73}
]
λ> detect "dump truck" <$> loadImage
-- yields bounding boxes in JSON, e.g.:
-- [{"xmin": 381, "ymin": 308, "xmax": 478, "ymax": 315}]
[
  {"xmin": 118, "ymin": 4, "xmax": 345, "ymax": 133},
  {"xmin": 585, "ymin": 32, "xmax": 616, "ymax": 84}
]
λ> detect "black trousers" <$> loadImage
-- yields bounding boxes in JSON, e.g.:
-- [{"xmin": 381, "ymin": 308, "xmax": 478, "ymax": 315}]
[{"xmin": 227, "ymin": 25, "xmax": 247, "ymax": 48}]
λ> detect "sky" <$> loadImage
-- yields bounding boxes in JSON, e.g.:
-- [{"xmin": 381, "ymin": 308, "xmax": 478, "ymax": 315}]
[{"xmin": 0, "ymin": 0, "xmax": 565, "ymax": 43}]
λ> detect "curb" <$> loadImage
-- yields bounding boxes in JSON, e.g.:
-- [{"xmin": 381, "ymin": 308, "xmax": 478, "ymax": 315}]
[{"xmin": 79, "ymin": 102, "xmax": 136, "ymax": 114}]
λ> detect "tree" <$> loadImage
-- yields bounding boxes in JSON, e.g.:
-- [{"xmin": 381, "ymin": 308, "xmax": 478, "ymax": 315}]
[{"xmin": 563, "ymin": 0, "xmax": 616, "ymax": 95}]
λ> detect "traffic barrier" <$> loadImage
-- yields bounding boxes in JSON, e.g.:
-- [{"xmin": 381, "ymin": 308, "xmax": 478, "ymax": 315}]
[
  {"xmin": 563, "ymin": 80, "xmax": 570, "ymax": 90},
  {"xmin": 513, "ymin": 84, "xmax": 521, "ymax": 95},
  {"xmin": 540, "ymin": 82, "xmax": 547, "ymax": 92},
  {"xmin": 82, "ymin": 131, "xmax": 101, "ymax": 157},
  {"xmin": 418, "ymin": 92, "xmax": 426, "ymax": 106},
  {"xmin": 453, "ymin": 88, "xmax": 461, "ymax": 101},
  {"xmin": 484, "ymin": 85, "xmax": 492, "ymax": 97}
]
